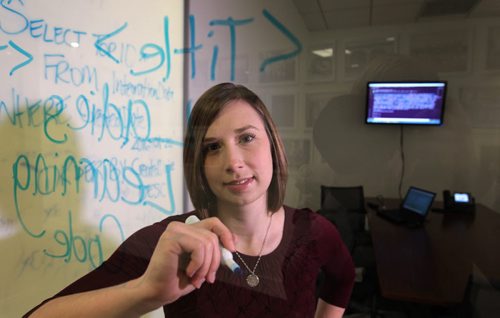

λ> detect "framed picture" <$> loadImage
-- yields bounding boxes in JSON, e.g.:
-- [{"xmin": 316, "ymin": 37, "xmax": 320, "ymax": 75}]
[
  {"xmin": 342, "ymin": 36, "xmax": 398, "ymax": 80},
  {"xmin": 268, "ymin": 93, "xmax": 297, "ymax": 130},
  {"xmin": 409, "ymin": 30, "xmax": 470, "ymax": 74},
  {"xmin": 485, "ymin": 26, "xmax": 500, "ymax": 71},
  {"xmin": 258, "ymin": 48, "xmax": 298, "ymax": 84},
  {"xmin": 304, "ymin": 43, "xmax": 335, "ymax": 82}
]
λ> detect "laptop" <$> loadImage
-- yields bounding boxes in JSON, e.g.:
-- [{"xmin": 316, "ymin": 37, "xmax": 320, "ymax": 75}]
[{"xmin": 377, "ymin": 186, "xmax": 436, "ymax": 228}]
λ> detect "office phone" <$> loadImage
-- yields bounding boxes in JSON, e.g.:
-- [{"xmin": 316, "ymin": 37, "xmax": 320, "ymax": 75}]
[{"xmin": 443, "ymin": 190, "xmax": 475, "ymax": 212}]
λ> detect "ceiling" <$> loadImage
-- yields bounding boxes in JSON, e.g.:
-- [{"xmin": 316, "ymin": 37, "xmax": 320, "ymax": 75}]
[{"xmin": 292, "ymin": 0, "xmax": 500, "ymax": 31}]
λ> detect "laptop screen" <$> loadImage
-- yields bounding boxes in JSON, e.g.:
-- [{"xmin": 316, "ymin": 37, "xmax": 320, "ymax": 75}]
[{"xmin": 402, "ymin": 187, "xmax": 436, "ymax": 216}]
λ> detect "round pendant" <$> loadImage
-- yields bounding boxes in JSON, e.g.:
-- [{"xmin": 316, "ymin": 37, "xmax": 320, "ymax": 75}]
[{"xmin": 246, "ymin": 274, "xmax": 260, "ymax": 287}]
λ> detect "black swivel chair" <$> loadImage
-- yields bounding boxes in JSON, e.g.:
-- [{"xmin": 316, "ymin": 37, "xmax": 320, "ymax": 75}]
[
  {"xmin": 319, "ymin": 185, "xmax": 370, "ymax": 252},
  {"xmin": 318, "ymin": 185, "xmax": 378, "ymax": 316},
  {"xmin": 320, "ymin": 185, "xmax": 366, "ymax": 213},
  {"xmin": 318, "ymin": 185, "xmax": 412, "ymax": 317}
]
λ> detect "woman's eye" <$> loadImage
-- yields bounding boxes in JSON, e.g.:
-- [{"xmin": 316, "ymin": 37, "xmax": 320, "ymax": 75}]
[
  {"xmin": 240, "ymin": 133, "xmax": 255, "ymax": 143},
  {"xmin": 204, "ymin": 142, "xmax": 221, "ymax": 153}
]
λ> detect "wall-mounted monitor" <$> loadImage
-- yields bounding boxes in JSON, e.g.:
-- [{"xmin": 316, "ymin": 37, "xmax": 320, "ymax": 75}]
[{"xmin": 366, "ymin": 81, "xmax": 447, "ymax": 125}]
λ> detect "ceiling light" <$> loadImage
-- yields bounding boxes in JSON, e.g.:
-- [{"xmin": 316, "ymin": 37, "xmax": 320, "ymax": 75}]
[{"xmin": 312, "ymin": 48, "xmax": 333, "ymax": 58}]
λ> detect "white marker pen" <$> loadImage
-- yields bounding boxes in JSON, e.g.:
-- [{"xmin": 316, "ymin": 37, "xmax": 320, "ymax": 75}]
[{"xmin": 185, "ymin": 215, "xmax": 241, "ymax": 274}]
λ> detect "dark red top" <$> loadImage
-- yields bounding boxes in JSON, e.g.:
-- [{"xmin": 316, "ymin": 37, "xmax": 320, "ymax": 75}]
[{"xmin": 25, "ymin": 206, "xmax": 355, "ymax": 317}]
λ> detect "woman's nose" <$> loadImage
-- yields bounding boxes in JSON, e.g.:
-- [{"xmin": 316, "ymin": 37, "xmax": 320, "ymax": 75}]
[{"xmin": 224, "ymin": 146, "xmax": 244, "ymax": 172}]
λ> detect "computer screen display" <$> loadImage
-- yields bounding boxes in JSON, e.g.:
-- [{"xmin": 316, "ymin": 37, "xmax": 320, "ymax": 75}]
[
  {"xmin": 366, "ymin": 81, "xmax": 447, "ymax": 125},
  {"xmin": 454, "ymin": 192, "xmax": 471, "ymax": 203},
  {"xmin": 403, "ymin": 187, "xmax": 436, "ymax": 216}
]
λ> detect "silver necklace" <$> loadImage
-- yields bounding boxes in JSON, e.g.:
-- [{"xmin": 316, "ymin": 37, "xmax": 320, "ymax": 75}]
[{"xmin": 234, "ymin": 213, "xmax": 273, "ymax": 287}]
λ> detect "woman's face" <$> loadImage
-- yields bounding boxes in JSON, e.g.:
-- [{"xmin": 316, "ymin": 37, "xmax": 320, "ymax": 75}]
[{"xmin": 203, "ymin": 99, "xmax": 273, "ymax": 209}]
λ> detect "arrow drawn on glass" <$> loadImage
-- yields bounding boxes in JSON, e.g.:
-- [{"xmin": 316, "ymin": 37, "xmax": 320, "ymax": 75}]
[
  {"xmin": 7, "ymin": 40, "xmax": 33, "ymax": 76},
  {"xmin": 93, "ymin": 22, "xmax": 128, "ymax": 64}
]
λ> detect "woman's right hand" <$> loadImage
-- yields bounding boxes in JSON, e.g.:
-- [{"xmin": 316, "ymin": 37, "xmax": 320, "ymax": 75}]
[
  {"xmin": 28, "ymin": 217, "xmax": 236, "ymax": 318},
  {"xmin": 137, "ymin": 216, "xmax": 236, "ymax": 310}
]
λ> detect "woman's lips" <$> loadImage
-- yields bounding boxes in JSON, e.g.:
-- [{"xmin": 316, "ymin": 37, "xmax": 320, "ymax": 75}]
[{"xmin": 224, "ymin": 177, "xmax": 254, "ymax": 191}]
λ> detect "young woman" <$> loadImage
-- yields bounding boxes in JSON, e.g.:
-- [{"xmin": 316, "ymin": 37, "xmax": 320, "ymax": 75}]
[{"xmin": 26, "ymin": 83, "xmax": 355, "ymax": 318}]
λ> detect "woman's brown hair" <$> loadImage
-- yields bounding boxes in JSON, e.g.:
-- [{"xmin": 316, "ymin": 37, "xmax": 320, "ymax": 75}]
[{"xmin": 183, "ymin": 83, "xmax": 288, "ymax": 217}]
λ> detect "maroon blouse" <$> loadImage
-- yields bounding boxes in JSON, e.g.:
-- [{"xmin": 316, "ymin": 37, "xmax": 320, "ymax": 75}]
[{"xmin": 25, "ymin": 206, "xmax": 355, "ymax": 318}]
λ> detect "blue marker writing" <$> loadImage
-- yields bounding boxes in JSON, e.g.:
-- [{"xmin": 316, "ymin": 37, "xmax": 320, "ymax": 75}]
[{"xmin": 185, "ymin": 215, "xmax": 241, "ymax": 274}]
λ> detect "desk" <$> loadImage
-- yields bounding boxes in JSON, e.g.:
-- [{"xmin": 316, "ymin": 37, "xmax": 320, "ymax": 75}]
[{"xmin": 367, "ymin": 200, "xmax": 500, "ymax": 306}]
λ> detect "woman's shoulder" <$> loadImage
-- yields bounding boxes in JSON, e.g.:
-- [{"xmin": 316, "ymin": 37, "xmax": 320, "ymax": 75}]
[
  {"xmin": 284, "ymin": 205, "xmax": 331, "ymax": 226},
  {"xmin": 284, "ymin": 205, "xmax": 340, "ymax": 240}
]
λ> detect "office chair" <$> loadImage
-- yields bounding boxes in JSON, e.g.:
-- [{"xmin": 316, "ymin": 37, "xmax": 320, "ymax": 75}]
[
  {"xmin": 318, "ymin": 186, "xmax": 412, "ymax": 317},
  {"xmin": 319, "ymin": 185, "xmax": 370, "ymax": 250},
  {"xmin": 318, "ymin": 185, "xmax": 377, "ymax": 315},
  {"xmin": 320, "ymin": 185, "xmax": 366, "ymax": 213}
]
